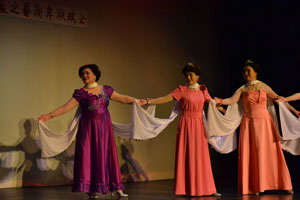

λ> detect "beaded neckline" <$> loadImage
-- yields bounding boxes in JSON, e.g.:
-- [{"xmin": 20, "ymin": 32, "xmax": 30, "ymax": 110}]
[{"xmin": 82, "ymin": 85, "xmax": 105, "ymax": 97}]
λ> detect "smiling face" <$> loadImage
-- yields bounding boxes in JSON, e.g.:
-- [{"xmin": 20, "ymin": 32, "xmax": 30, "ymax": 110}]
[
  {"xmin": 243, "ymin": 65, "xmax": 258, "ymax": 82},
  {"xmin": 185, "ymin": 71, "xmax": 199, "ymax": 85},
  {"xmin": 80, "ymin": 68, "xmax": 96, "ymax": 85}
]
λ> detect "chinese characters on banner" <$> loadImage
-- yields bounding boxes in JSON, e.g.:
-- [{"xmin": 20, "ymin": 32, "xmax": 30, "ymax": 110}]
[{"xmin": 0, "ymin": 0, "xmax": 87, "ymax": 28}]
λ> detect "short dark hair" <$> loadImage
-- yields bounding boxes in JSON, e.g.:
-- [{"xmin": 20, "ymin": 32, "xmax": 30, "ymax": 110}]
[
  {"xmin": 244, "ymin": 60, "xmax": 262, "ymax": 76},
  {"xmin": 182, "ymin": 62, "xmax": 202, "ymax": 76},
  {"xmin": 78, "ymin": 64, "xmax": 101, "ymax": 81}
]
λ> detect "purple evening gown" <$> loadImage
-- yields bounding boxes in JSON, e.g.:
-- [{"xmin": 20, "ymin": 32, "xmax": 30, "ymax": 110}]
[{"xmin": 71, "ymin": 85, "xmax": 123, "ymax": 193}]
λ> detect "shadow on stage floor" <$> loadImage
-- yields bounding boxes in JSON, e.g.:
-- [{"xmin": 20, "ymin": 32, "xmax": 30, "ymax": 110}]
[{"xmin": 0, "ymin": 179, "xmax": 298, "ymax": 200}]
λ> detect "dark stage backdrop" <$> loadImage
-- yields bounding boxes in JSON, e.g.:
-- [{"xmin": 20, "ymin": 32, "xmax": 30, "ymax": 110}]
[{"xmin": 211, "ymin": 0, "xmax": 300, "ymax": 191}]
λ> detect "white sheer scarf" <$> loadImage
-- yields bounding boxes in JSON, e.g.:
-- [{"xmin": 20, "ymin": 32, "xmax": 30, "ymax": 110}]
[
  {"xmin": 38, "ymin": 81, "xmax": 299, "ymax": 157},
  {"xmin": 38, "ymin": 101, "xmax": 179, "ymax": 158},
  {"xmin": 112, "ymin": 101, "xmax": 180, "ymax": 140},
  {"xmin": 38, "ymin": 108, "xmax": 81, "ymax": 158},
  {"xmin": 38, "ymin": 100, "xmax": 236, "ymax": 158},
  {"xmin": 278, "ymin": 102, "xmax": 300, "ymax": 155}
]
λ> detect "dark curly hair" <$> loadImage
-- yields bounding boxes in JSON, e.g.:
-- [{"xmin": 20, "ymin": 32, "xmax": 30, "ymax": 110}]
[
  {"xmin": 78, "ymin": 64, "xmax": 101, "ymax": 82},
  {"xmin": 243, "ymin": 60, "xmax": 262, "ymax": 76},
  {"xmin": 182, "ymin": 62, "xmax": 202, "ymax": 77}
]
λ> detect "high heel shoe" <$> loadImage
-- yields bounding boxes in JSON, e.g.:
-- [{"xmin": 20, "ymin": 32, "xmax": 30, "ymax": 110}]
[
  {"xmin": 213, "ymin": 192, "xmax": 221, "ymax": 197},
  {"xmin": 87, "ymin": 193, "xmax": 98, "ymax": 199},
  {"xmin": 113, "ymin": 191, "xmax": 128, "ymax": 198},
  {"xmin": 287, "ymin": 190, "xmax": 294, "ymax": 194}
]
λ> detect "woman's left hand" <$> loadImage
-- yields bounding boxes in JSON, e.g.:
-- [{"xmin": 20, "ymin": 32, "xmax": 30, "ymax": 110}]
[
  {"xmin": 275, "ymin": 96, "xmax": 286, "ymax": 103},
  {"xmin": 214, "ymin": 97, "xmax": 221, "ymax": 105}
]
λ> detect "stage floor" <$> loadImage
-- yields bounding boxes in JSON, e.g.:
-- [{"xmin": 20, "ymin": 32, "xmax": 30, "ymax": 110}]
[{"xmin": 0, "ymin": 179, "xmax": 298, "ymax": 200}]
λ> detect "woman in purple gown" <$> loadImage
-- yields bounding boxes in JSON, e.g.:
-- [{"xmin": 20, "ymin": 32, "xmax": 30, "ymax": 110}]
[{"xmin": 38, "ymin": 64, "xmax": 145, "ymax": 199}]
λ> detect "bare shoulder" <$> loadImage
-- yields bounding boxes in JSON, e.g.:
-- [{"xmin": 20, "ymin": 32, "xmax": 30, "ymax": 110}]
[{"xmin": 239, "ymin": 85, "xmax": 247, "ymax": 93}]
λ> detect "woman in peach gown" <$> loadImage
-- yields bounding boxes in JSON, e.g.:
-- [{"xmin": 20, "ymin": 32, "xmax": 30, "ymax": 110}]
[
  {"xmin": 214, "ymin": 60, "xmax": 293, "ymax": 195},
  {"xmin": 147, "ymin": 63, "xmax": 220, "ymax": 197}
]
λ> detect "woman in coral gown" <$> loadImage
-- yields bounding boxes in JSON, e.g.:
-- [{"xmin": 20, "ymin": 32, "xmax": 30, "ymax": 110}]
[
  {"xmin": 147, "ymin": 62, "xmax": 220, "ymax": 197},
  {"xmin": 38, "ymin": 64, "xmax": 146, "ymax": 199},
  {"xmin": 214, "ymin": 60, "xmax": 293, "ymax": 195}
]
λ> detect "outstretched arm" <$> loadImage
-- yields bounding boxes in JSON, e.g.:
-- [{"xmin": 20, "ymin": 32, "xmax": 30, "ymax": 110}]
[
  {"xmin": 283, "ymin": 93, "xmax": 300, "ymax": 117},
  {"xmin": 148, "ymin": 93, "xmax": 174, "ymax": 105},
  {"xmin": 215, "ymin": 90, "xmax": 242, "ymax": 105},
  {"xmin": 38, "ymin": 97, "xmax": 79, "ymax": 122},
  {"xmin": 285, "ymin": 93, "xmax": 300, "ymax": 102},
  {"xmin": 264, "ymin": 84, "xmax": 300, "ymax": 117},
  {"xmin": 111, "ymin": 91, "xmax": 146, "ymax": 105}
]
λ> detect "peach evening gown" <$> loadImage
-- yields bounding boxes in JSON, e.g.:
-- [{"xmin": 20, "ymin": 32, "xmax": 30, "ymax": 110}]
[
  {"xmin": 171, "ymin": 85, "xmax": 217, "ymax": 196},
  {"xmin": 238, "ymin": 89, "xmax": 292, "ymax": 194}
]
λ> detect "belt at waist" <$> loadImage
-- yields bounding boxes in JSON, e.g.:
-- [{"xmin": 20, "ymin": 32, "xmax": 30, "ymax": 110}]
[{"xmin": 182, "ymin": 111, "xmax": 202, "ymax": 118}]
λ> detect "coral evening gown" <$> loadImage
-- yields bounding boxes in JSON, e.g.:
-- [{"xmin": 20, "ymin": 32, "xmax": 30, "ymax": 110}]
[
  {"xmin": 71, "ymin": 85, "xmax": 124, "ymax": 193},
  {"xmin": 238, "ymin": 89, "xmax": 292, "ymax": 194},
  {"xmin": 172, "ymin": 85, "xmax": 217, "ymax": 196}
]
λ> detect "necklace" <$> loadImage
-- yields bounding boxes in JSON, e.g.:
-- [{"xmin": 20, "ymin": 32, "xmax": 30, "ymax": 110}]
[
  {"xmin": 246, "ymin": 80, "xmax": 260, "ymax": 90},
  {"xmin": 85, "ymin": 82, "xmax": 98, "ymax": 88},
  {"xmin": 188, "ymin": 83, "xmax": 199, "ymax": 89},
  {"xmin": 246, "ymin": 80, "xmax": 260, "ymax": 86}
]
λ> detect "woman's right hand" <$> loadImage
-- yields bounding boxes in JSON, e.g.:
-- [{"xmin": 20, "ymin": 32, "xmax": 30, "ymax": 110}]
[
  {"xmin": 138, "ymin": 99, "xmax": 147, "ymax": 105},
  {"xmin": 146, "ymin": 98, "xmax": 152, "ymax": 105},
  {"xmin": 38, "ymin": 114, "xmax": 52, "ymax": 123}
]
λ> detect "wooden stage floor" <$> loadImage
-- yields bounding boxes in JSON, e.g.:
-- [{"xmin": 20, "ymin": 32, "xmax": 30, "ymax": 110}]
[{"xmin": 0, "ymin": 179, "xmax": 298, "ymax": 200}]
